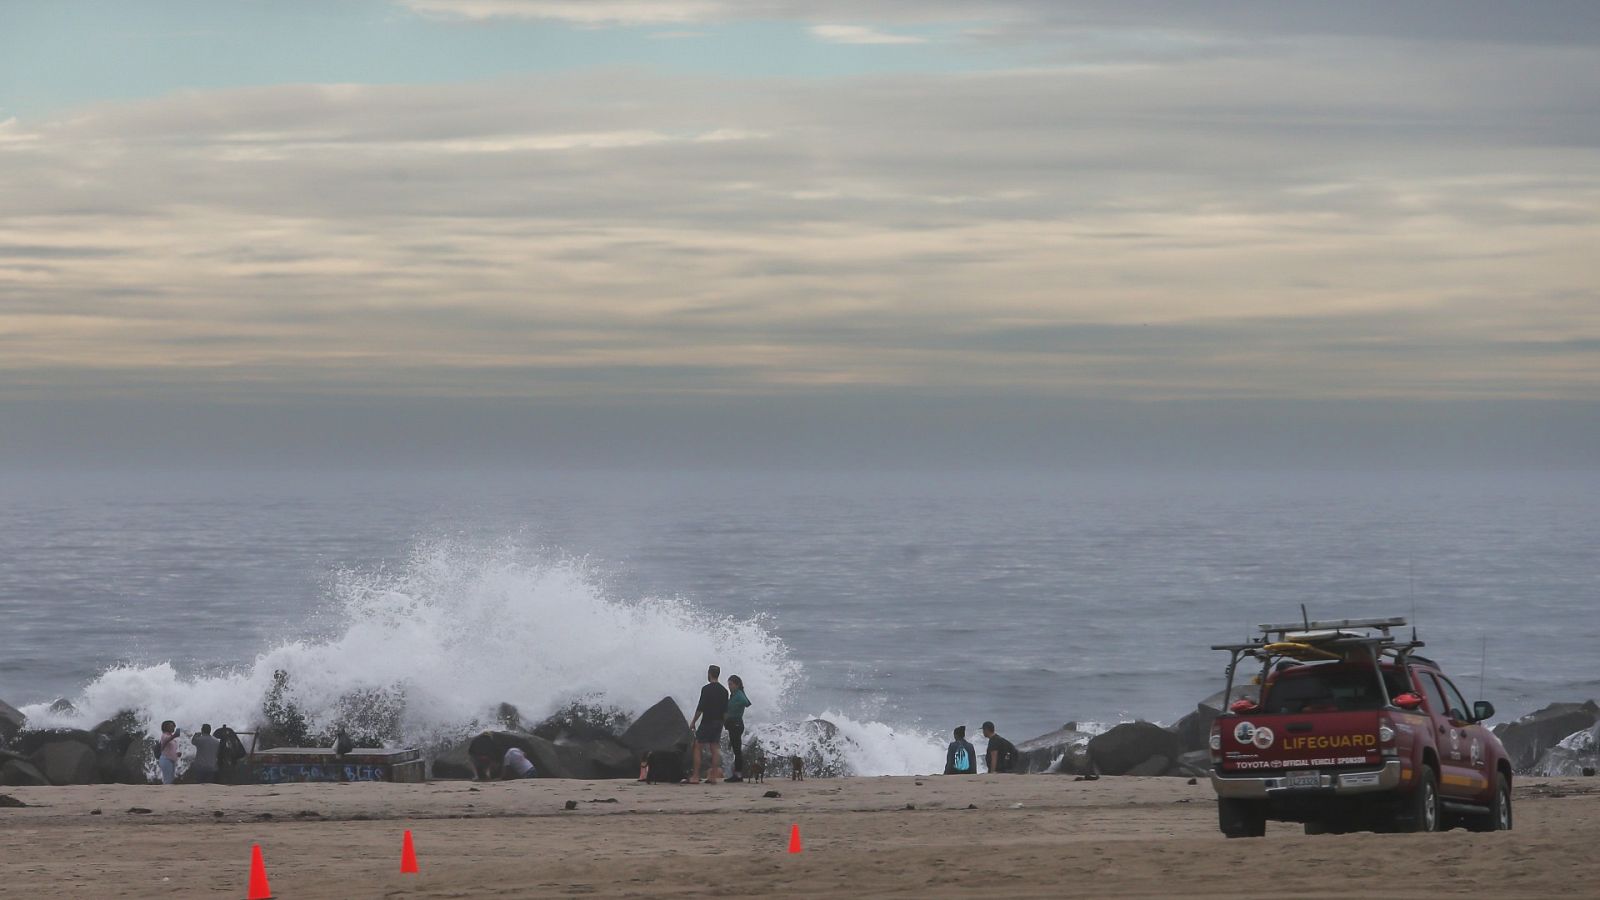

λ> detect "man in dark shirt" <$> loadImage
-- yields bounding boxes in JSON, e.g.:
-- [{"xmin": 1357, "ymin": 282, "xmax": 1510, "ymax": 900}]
[
  {"xmin": 944, "ymin": 725, "xmax": 977, "ymax": 775},
  {"xmin": 688, "ymin": 664, "xmax": 730, "ymax": 784},
  {"xmin": 981, "ymin": 721, "xmax": 1018, "ymax": 774}
]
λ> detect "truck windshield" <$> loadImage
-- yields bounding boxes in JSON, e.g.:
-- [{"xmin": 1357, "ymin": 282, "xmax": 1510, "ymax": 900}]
[{"xmin": 1262, "ymin": 664, "xmax": 1411, "ymax": 714}]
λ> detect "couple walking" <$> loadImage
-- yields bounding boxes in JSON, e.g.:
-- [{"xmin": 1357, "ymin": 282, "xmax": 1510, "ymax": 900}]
[{"xmin": 686, "ymin": 665, "xmax": 751, "ymax": 784}]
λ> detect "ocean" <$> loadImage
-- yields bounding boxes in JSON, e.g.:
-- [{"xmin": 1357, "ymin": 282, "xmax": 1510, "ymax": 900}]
[{"xmin": 2, "ymin": 468, "xmax": 1596, "ymax": 774}]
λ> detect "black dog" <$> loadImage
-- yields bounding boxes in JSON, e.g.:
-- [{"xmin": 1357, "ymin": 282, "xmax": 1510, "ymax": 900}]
[{"xmin": 645, "ymin": 749, "xmax": 685, "ymax": 784}]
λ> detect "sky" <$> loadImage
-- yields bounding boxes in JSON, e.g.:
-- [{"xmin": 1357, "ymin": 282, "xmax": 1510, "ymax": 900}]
[{"xmin": 1, "ymin": 1, "xmax": 1597, "ymax": 469}]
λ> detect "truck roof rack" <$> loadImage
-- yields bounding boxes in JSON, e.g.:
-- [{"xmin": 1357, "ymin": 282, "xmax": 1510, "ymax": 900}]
[{"xmin": 1256, "ymin": 616, "xmax": 1407, "ymax": 637}]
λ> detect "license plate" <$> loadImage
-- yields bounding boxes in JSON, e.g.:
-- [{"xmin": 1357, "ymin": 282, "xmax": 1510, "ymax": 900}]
[{"xmin": 1283, "ymin": 771, "xmax": 1321, "ymax": 789}]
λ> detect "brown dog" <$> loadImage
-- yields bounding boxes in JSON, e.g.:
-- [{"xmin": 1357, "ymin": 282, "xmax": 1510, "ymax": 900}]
[
  {"xmin": 789, "ymin": 755, "xmax": 805, "ymax": 780},
  {"xmin": 747, "ymin": 757, "xmax": 766, "ymax": 783}
]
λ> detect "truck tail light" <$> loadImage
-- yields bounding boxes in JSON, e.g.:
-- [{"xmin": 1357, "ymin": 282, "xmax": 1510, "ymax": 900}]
[
  {"xmin": 1377, "ymin": 714, "xmax": 1398, "ymax": 758},
  {"xmin": 1208, "ymin": 723, "xmax": 1222, "ymax": 763}
]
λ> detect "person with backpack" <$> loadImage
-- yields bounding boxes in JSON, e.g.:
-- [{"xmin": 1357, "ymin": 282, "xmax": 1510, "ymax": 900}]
[
  {"xmin": 944, "ymin": 725, "xmax": 977, "ymax": 775},
  {"xmin": 155, "ymin": 720, "xmax": 182, "ymax": 785},
  {"xmin": 981, "ymin": 721, "xmax": 1019, "ymax": 774}
]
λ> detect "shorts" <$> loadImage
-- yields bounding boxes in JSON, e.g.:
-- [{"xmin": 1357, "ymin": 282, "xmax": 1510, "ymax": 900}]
[{"xmin": 696, "ymin": 718, "xmax": 724, "ymax": 745}]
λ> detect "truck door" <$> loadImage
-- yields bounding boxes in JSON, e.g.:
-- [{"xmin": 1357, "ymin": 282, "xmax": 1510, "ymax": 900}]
[
  {"xmin": 1435, "ymin": 674, "xmax": 1493, "ymax": 802},
  {"xmin": 1417, "ymin": 672, "xmax": 1486, "ymax": 800}
]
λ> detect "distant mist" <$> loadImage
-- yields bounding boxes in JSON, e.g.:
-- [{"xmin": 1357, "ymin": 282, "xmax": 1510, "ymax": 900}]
[{"xmin": 3, "ymin": 394, "xmax": 1595, "ymax": 473}]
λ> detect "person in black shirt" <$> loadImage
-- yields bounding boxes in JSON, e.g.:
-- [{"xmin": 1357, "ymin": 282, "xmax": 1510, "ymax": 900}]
[
  {"xmin": 981, "ymin": 721, "xmax": 1018, "ymax": 773},
  {"xmin": 944, "ymin": 725, "xmax": 978, "ymax": 775},
  {"xmin": 688, "ymin": 664, "xmax": 729, "ymax": 784}
]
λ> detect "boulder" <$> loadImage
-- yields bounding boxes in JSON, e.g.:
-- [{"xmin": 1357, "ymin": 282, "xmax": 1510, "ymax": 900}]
[
  {"xmin": 1174, "ymin": 749, "xmax": 1213, "ymax": 778},
  {"xmin": 1088, "ymin": 722, "xmax": 1181, "ymax": 777},
  {"xmin": 0, "ymin": 698, "xmax": 25, "ymax": 746},
  {"xmin": 430, "ymin": 741, "xmax": 476, "ymax": 780},
  {"xmin": 31, "ymin": 740, "xmax": 99, "ymax": 785},
  {"xmin": 1016, "ymin": 724, "xmax": 1094, "ymax": 775},
  {"xmin": 7, "ymin": 728, "xmax": 98, "ymax": 758},
  {"xmin": 432, "ymin": 731, "xmax": 572, "ymax": 780},
  {"xmin": 48, "ymin": 698, "xmax": 76, "ymax": 715},
  {"xmin": 1492, "ymin": 701, "xmax": 1599, "ymax": 774},
  {"xmin": 0, "ymin": 759, "xmax": 49, "ymax": 787},
  {"xmin": 1174, "ymin": 686, "xmax": 1258, "ymax": 754},
  {"xmin": 534, "ymin": 707, "xmax": 626, "ymax": 746},
  {"xmin": 496, "ymin": 703, "xmax": 523, "ymax": 732},
  {"xmin": 95, "ymin": 734, "xmax": 150, "ymax": 785},
  {"xmin": 553, "ymin": 736, "xmax": 637, "ymax": 780},
  {"xmin": 92, "ymin": 711, "xmax": 143, "ymax": 739},
  {"xmin": 1126, "ymin": 755, "xmax": 1171, "ymax": 777},
  {"xmin": 619, "ymin": 697, "xmax": 693, "ymax": 757},
  {"xmin": 1532, "ymin": 723, "xmax": 1600, "ymax": 778}
]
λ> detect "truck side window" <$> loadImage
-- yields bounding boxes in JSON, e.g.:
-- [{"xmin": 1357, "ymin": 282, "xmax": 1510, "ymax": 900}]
[
  {"xmin": 1415, "ymin": 670, "xmax": 1448, "ymax": 717},
  {"xmin": 1435, "ymin": 675, "xmax": 1472, "ymax": 722}
]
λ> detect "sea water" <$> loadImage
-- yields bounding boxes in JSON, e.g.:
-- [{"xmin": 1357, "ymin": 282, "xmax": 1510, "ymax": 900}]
[{"xmin": 2, "ymin": 468, "xmax": 1596, "ymax": 774}]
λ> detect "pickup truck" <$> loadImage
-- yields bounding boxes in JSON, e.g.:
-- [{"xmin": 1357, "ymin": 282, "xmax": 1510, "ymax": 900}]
[{"xmin": 1208, "ymin": 616, "xmax": 1512, "ymax": 836}]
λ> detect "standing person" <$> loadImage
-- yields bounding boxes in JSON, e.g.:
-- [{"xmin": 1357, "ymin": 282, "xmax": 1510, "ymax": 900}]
[
  {"xmin": 944, "ymin": 725, "xmax": 977, "ymax": 775},
  {"xmin": 189, "ymin": 724, "xmax": 221, "ymax": 784},
  {"xmin": 981, "ymin": 721, "xmax": 1018, "ymax": 774},
  {"xmin": 156, "ymin": 721, "xmax": 181, "ymax": 785},
  {"xmin": 724, "ymin": 675, "xmax": 752, "ymax": 782},
  {"xmin": 687, "ymin": 665, "xmax": 729, "ymax": 785}
]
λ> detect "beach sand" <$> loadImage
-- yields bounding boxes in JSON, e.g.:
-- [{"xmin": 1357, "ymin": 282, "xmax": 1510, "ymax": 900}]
[{"xmin": 2, "ymin": 775, "xmax": 1595, "ymax": 898}]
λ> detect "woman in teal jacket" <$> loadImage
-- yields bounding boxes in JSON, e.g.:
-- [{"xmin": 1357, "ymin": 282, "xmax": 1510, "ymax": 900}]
[{"xmin": 725, "ymin": 675, "xmax": 752, "ymax": 782}]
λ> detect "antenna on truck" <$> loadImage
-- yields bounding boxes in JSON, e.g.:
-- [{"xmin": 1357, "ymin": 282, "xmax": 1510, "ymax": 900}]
[{"xmin": 1479, "ymin": 634, "xmax": 1488, "ymax": 700}]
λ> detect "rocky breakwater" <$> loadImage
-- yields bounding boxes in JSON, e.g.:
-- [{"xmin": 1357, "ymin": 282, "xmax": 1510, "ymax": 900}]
[
  {"xmin": 431, "ymin": 698, "xmax": 688, "ymax": 780},
  {"xmin": 1492, "ymin": 700, "xmax": 1600, "ymax": 777},
  {"xmin": 0, "ymin": 701, "xmax": 149, "ymax": 787},
  {"xmin": 1015, "ymin": 687, "xmax": 1253, "ymax": 779},
  {"xmin": 1014, "ymin": 723, "xmax": 1094, "ymax": 775}
]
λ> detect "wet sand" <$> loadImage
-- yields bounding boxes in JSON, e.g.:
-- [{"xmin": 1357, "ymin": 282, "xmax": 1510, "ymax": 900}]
[{"xmin": 2, "ymin": 775, "xmax": 1595, "ymax": 898}]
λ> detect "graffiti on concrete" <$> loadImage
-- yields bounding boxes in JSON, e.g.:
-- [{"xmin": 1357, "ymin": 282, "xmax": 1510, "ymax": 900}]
[{"xmin": 255, "ymin": 763, "xmax": 387, "ymax": 784}]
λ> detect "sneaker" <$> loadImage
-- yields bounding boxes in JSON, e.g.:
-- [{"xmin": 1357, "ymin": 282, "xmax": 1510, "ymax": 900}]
[{"xmin": 727, "ymin": 775, "xmax": 743, "ymax": 783}]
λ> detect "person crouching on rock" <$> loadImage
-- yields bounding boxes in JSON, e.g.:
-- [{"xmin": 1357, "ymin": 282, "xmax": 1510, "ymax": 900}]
[
  {"xmin": 688, "ymin": 664, "xmax": 729, "ymax": 785},
  {"xmin": 156, "ymin": 720, "xmax": 182, "ymax": 785},
  {"xmin": 944, "ymin": 725, "xmax": 977, "ymax": 775},
  {"xmin": 502, "ymin": 746, "xmax": 537, "ymax": 779},
  {"xmin": 468, "ymin": 731, "xmax": 498, "ymax": 781}
]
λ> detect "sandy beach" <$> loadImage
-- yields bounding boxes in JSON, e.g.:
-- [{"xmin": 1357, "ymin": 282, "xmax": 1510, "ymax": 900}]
[{"xmin": 2, "ymin": 775, "xmax": 1595, "ymax": 898}]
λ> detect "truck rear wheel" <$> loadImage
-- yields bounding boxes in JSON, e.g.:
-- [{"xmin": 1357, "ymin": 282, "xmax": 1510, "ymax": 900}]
[
  {"xmin": 1465, "ymin": 772, "xmax": 1512, "ymax": 832},
  {"xmin": 1396, "ymin": 764, "xmax": 1440, "ymax": 833},
  {"xmin": 1218, "ymin": 798, "xmax": 1267, "ymax": 838}
]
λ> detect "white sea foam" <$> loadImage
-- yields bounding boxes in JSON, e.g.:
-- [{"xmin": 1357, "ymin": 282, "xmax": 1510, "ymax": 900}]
[{"xmin": 17, "ymin": 540, "xmax": 938, "ymax": 775}]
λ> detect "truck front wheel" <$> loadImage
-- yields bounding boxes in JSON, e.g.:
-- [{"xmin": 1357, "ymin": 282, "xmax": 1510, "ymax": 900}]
[
  {"xmin": 1465, "ymin": 772, "xmax": 1512, "ymax": 832},
  {"xmin": 1218, "ymin": 798, "xmax": 1267, "ymax": 838}
]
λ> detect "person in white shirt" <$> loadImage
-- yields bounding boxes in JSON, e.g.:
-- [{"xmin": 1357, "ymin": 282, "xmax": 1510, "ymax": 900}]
[{"xmin": 502, "ymin": 746, "xmax": 536, "ymax": 779}]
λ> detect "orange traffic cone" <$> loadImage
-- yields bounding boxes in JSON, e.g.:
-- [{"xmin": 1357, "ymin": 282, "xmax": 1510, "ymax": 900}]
[
  {"xmin": 401, "ymin": 829, "xmax": 419, "ymax": 874},
  {"xmin": 247, "ymin": 844, "xmax": 272, "ymax": 899},
  {"xmin": 787, "ymin": 824, "xmax": 803, "ymax": 854}
]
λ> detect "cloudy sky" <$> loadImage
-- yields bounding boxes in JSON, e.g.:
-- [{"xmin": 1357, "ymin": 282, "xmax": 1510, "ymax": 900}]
[{"xmin": 2, "ymin": 1, "xmax": 1597, "ymax": 468}]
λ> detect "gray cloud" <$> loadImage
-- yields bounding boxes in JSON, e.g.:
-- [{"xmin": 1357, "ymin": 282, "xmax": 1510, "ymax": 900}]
[
  {"xmin": 1, "ymin": 17, "xmax": 1597, "ymax": 435},
  {"xmin": 401, "ymin": 0, "xmax": 1600, "ymax": 46}
]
